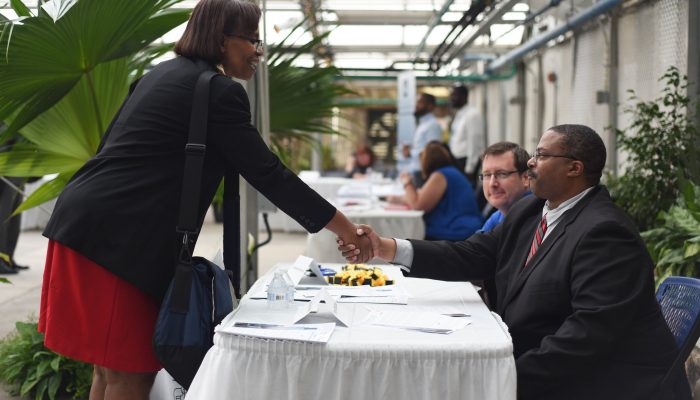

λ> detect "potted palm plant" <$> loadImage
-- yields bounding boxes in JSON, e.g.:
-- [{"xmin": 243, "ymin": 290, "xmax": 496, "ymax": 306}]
[{"xmin": 0, "ymin": 0, "xmax": 190, "ymax": 214}]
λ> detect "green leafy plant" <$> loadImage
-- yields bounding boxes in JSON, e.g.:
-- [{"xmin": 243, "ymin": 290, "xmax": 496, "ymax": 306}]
[
  {"xmin": 642, "ymin": 180, "xmax": 700, "ymax": 284},
  {"xmin": 0, "ymin": 321, "xmax": 93, "ymax": 399},
  {"xmin": 0, "ymin": 0, "xmax": 189, "ymax": 214},
  {"xmin": 267, "ymin": 23, "xmax": 355, "ymax": 170},
  {"xmin": 607, "ymin": 66, "xmax": 699, "ymax": 231}
]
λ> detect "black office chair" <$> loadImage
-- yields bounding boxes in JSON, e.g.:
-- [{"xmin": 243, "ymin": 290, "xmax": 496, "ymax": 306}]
[{"xmin": 656, "ymin": 276, "xmax": 700, "ymax": 398}]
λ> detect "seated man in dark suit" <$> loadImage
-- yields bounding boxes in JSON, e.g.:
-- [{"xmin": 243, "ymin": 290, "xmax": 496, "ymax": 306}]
[{"xmin": 340, "ymin": 124, "xmax": 690, "ymax": 400}]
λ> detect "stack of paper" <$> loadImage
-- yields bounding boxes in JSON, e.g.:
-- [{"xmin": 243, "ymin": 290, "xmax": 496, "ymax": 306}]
[
  {"xmin": 370, "ymin": 310, "xmax": 471, "ymax": 334},
  {"xmin": 220, "ymin": 322, "xmax": 336, "ymax": 343}
]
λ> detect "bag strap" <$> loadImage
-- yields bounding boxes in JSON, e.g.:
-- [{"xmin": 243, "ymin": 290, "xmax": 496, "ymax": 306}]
[
  {"xmin": 176, "ymin": 68, "xmax": 217, "ymax": 238},
  {"xmin": 171, "ymin": 65, "xmax": 217, "ymax": 313}
]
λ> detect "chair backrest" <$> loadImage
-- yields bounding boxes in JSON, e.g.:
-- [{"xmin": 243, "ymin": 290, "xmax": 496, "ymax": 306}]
[{"xmin": 655, "ymin": 276, "xmax": 700, "ymax": 393}]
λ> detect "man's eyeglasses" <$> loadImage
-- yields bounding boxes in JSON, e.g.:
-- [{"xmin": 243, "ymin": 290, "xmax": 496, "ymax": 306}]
[
  {"xmin": 529, "ymin": 151, "xmax": 578, "ymax": 162},
  {"xmin": 227, "ymin": 34, "xmax": 263, "ymax": 52},
  {"xmin": 478, "ymin": 170, "xmax": 521, "ymax": 181}
]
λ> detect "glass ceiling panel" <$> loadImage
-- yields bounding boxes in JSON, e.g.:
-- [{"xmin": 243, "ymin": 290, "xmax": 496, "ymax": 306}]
[
  {"xmin": 1, "ymin": 0, "xmax": 534, "ymax": 73},
  {"xmin": 319, "ymin": 0, "xmax": 458, "ymax": 11},
  {"xmin": 329, "ymin": 26, "xmax": 414, "ymax": 46}
]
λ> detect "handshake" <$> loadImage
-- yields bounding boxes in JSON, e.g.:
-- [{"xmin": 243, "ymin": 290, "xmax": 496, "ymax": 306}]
[{"xmin": 335, "ymin": 224, "xmax": 396, "ymax": 264}]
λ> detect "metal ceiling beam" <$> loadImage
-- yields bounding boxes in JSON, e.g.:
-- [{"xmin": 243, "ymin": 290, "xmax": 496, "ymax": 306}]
[
  {"xmin": 413, "ymin": 0, "xmax": 455, "ymax": 60},
  {"xmin": 487, "ymin": 0, "xmax": 622, "ymax": 72},
  {"xmin": 489, "ymin": 0, "xmax": 562, "ymax": 44},
  {"xmin": 427, "ymin": 0, "xmax": 488, "ymax": 71},
  {"xmin": 443, "ymin": 0, "xmax": 521, "ymax": 67},
  {"xmin": 332, "ymin": 10, "xmax": 435, "ymax": 25},
  {"xmin": 272, "ymin": 44, "xmax": 508, "ymax": 54}
]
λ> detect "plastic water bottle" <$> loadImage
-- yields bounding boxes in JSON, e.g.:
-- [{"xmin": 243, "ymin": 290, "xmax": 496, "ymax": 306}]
[
  {"xmin": 281, "ymin": 271, "xmax": 296, "ymax": 304},
  {"xmin": 267, "ymin": 271, "xmax": 290, "ymax": 309}
]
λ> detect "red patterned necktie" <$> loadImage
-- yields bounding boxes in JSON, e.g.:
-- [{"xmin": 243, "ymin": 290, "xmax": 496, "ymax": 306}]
[{"xmin": 525, "ymin": 213, "xmax": 548, "ymax": 267}]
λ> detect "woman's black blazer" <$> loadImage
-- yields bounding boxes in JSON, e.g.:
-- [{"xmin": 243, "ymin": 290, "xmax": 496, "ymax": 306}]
[{"xmin": 43, "ymin": 57, "xmax": 335, "ymax": 302}]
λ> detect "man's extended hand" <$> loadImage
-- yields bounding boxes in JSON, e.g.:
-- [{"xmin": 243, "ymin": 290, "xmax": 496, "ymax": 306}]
[
  {"xmin": 336, "ymin": 228, "xmax": 374, "ymax": 263},
  {"xmin": 337, "ymin": 224, "xmax": 384, "ymax": 262}
]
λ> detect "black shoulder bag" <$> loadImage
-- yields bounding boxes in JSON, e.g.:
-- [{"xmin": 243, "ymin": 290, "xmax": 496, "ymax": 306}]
[{"xmin": 152, "ymin": 68, "xmax": 237, "ymax": 389}]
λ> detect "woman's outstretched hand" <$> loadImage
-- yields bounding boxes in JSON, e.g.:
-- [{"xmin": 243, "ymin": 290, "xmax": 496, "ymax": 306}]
[
  {"xmin": 337, "ymin": 224, "xmax": 384, "ymax": 262},
  {"xmin": 336, "ymin": 228, "xmax": 374, "ymax": 263}
]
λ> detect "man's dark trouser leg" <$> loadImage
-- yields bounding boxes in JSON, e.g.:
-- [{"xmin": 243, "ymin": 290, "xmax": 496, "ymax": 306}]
[{"xmin": 0, "ymin": 178, "xmax": 24, "ymax": 260}]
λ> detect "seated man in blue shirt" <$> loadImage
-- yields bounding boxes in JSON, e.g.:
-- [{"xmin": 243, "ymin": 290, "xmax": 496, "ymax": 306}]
[
  {"xmin": 478, "ymin": 142, "xmax": 531, "ymax": 232},
  {"xmin": 475, "ymin": 142, "xmax": 531, "ymax": 308}
]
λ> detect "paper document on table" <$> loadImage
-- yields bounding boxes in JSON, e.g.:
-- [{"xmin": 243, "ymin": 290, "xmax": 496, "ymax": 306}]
[
  {"xmin": 220, "ymin": 322, "xmax": 335, "ymax": 343},
  {"xmin": 249, "ymin": 287, "xmax": 314, "ymax": 302},
  {"xmin": 287, "ymin": 255, "xmax": 316, "ymax": 285},
  {"xmin": 336, "ymin": 285, "xmax": 408, "ymax": 304},
  {"xmin": 336, "ymin": 296, "xmax": 408, "ymax": 304},
  {"xmin": 372, "ymin": 183, "xmax": 405, "ymax": 197},
  {"xmin": 315, "ymin": 290, "xmax": 379, "ymax": 327},
  {"xmin": 216, "ymin": 300, "xmax": 313, "ymax": 331},
  {"xmin": 297, "ymin": 285, "xmax": 409, "ymax": 304},
  {"xmin": 371, "ymin": 310, "xmax": 471, "ymax": 334},
  {"xmin": 327, "ymin": 286, "xmax": 405, "ymax": 297}
]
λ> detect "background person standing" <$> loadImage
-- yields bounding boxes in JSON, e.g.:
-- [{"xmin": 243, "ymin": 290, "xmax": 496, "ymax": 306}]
[
  {"xmin": 402, "ymin": 93, "xmax": 442, "ymax": 187},
  {"xmin": 448, "ymin": 85, "xmax": 484, "ymax": 185}
]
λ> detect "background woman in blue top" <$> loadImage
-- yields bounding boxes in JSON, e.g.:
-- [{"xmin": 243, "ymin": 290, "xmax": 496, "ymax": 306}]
[{"xmin": 390, "ymin": 141, "xmax": 482, "ymax": 240}]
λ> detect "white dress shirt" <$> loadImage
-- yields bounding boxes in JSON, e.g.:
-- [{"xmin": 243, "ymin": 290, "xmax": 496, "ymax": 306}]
[{"xmin": 449, "ymin": 104, "xmax": 485, "ymax": 174}]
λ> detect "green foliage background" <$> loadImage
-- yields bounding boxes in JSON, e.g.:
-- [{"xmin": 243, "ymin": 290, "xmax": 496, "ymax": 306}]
[
  {"xmin": 606, "ymin": 66, "xmax": 700, "ymax": 283},
  {"xmin": 642, "ymin": 180, "xmax": 700, "ymax": 284},
  {"xmin": 607, "ymin": 67, "xmax": 699, "ymax": 232},
  {"xmin": 0, "ymin": 322, "xmax": 92, "ymax": 400}
]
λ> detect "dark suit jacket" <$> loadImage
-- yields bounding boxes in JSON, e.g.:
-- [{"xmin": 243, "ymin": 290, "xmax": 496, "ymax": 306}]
[
  {"xmin": 44, "ymin": 57, "xmax": 335, "ymax": 302},
  {"xmin": 408, "ymin": 186, "xmax": 686, "ymax": 400}
]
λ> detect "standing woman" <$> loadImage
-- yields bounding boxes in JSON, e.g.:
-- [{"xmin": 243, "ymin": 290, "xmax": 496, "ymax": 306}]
[
  {"xmin": 390, "ymin": 141, "xmax": 482, "ymax": 240},
  {"xmin": 38, "ymin": 1, "xmax": 370, "ymax": 399}
]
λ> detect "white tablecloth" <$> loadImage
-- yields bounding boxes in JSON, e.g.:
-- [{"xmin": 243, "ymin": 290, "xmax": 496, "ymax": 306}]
[
  {"xmin": 187, "ymin": 266, "xmax": 516, "ymax": 400},
  {"xmin": 261, "ymin": 177, "xmax": 356, "ymax": 232},
  {"xmin": 305, "ymin": 207, "xmax": 424, "ymax": 263}
]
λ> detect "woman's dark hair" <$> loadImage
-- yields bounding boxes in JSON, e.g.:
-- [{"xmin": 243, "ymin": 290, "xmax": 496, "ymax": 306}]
[
  {"xmin": 421, "ymin": 141, "xmax": 454, "ymax": 178},
  {"xmin": 355, "ymin": 144, "xmax": 376, "ymax": 167},
  {"xmin": 175, "ymin": 0, "xmax": 261, "ymax": 65}
]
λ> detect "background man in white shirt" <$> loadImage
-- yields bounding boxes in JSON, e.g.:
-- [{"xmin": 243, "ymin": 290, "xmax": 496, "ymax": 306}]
[{"xmin": 448, "ymin": 85, "xmax": 484, "ymax": 184}]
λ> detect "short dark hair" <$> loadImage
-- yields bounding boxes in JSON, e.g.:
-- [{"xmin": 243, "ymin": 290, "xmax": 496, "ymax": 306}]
[
  {"xmin": 421, "ymin": 141, "xmax": 454, "ymax": 178},
  {"xmin": 420, "ymin": 93, "xmax": 436, "ymax": 107},
  {"xmin": 355, "ymin": 143, "xmax": 376, "ymax": 166},
  {"xmin": 481, "ymin": 141, "xmax": 529, "ymax": 172},
  {"xmin": 548, "ymin": 124, "xmax": 606, "ymax": 185},
  {"xmin": 452, "ymin": 85, "xmax": 469, "ymax": 100},
  {"xmin": 175, "ymin": 0, "xmax": 261, "ymax": 65}
]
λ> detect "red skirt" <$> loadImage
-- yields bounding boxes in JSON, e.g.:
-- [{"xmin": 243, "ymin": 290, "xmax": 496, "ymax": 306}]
[{"xmin": 38, "ymin": 241, "xmax": 161, "ymax": 372}]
